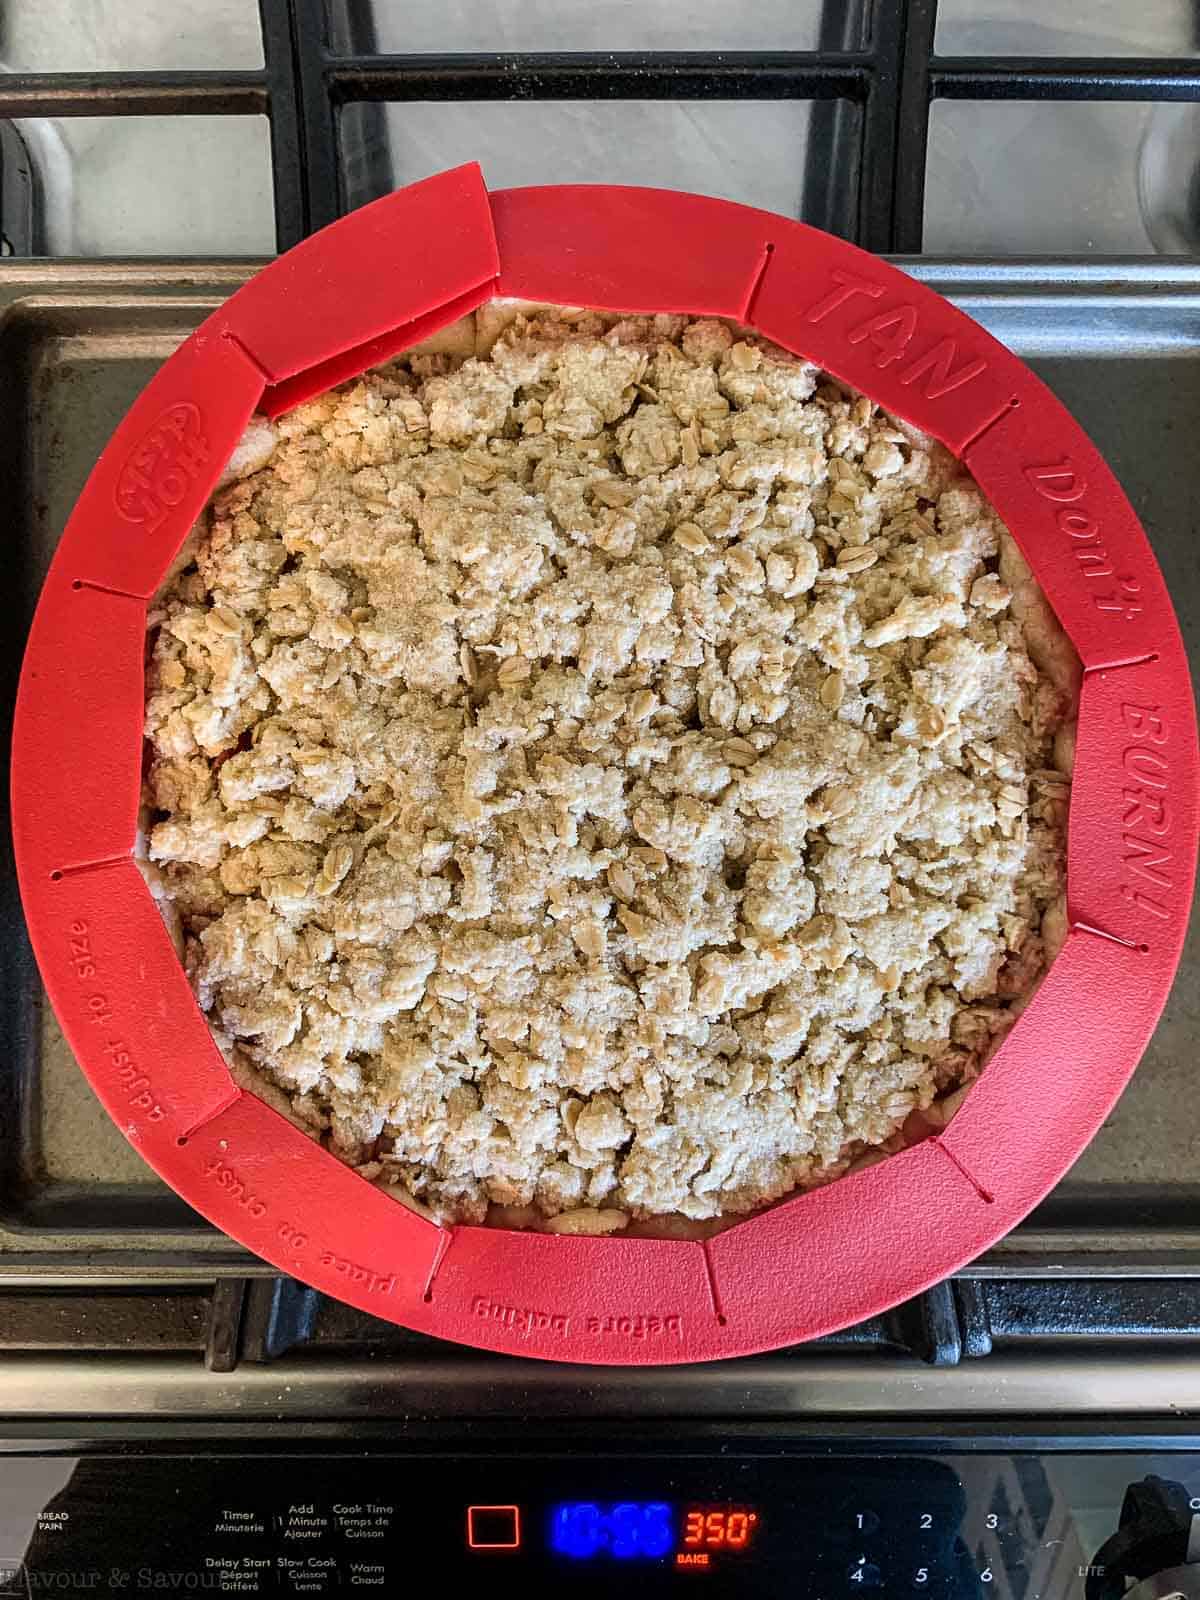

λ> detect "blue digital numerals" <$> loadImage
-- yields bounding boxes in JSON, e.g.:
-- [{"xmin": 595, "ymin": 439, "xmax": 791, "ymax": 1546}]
[{"xmin": 550, "ymin": 1502, "xmax": 674, "ymax": 1560}]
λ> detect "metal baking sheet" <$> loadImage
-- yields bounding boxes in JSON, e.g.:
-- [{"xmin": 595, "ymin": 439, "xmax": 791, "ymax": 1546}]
[{"xmin": 0, "ymin": 261, "xmax": 1196, "ymax": 1275}]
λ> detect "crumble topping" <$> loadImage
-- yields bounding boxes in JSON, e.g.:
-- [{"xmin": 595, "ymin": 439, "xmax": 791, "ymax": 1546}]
[{"xmin": 143, "ymin": 306, "xmax": 1077, "ymax": 1232}]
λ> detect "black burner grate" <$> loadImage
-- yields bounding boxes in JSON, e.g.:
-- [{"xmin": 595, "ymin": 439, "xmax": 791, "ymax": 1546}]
[
  {"xmin": 3, "ymin": 1272, "xmax": 1199, "ymax": 1372},
  {"xmin": 0, "ymin": 1, "xmax": 1197, "ymax": 253}
]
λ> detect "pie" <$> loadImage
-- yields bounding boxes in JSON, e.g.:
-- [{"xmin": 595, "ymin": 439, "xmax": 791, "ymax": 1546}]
[{"xmin": 141, "ymin": 304, "xmax": 1077, "ymax": 1236}]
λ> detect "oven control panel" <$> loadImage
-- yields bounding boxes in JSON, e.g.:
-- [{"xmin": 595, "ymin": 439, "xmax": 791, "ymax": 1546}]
[{"xmin": 0, "ymin": 1451, "xmax": 1196, "ymax": 1597}]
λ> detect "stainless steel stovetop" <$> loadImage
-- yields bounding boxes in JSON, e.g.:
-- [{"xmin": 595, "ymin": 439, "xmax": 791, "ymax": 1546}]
[{"xmin": 2, "ymin": 259, "xmax": 1198, "ymax": 1417}]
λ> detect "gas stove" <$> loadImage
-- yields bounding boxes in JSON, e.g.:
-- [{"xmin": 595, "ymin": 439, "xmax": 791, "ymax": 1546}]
[{"xmin": 0, "ymin": 4, "xmax": 1197, "ymax": 1597}]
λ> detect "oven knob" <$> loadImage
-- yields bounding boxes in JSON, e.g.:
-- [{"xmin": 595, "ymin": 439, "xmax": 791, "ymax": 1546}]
[
  {"xmin": 1122, "ymin": 1566, "xmax": 1200, "ymax": 1600},
  {"xmin": 1087, "ymin": 1476, "xmax": 1200, "ymax": 1600}
]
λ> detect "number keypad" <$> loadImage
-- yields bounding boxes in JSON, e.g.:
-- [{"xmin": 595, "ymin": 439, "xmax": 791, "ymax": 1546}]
[{"xmin": 819, "ymin": 1466, "xmax": 977, "ymax": 1597}]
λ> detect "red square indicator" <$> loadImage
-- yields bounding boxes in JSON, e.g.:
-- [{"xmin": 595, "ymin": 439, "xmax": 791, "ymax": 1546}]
[{"xmin": 467, "ymin": 1505, "xmax": 521, "ymax": 1550}]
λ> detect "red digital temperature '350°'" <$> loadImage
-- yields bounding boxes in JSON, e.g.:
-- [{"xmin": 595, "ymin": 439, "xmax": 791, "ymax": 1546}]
[{"xmin": 683, "ymin": 1509, "xmax": 759, "ymax": 1549}]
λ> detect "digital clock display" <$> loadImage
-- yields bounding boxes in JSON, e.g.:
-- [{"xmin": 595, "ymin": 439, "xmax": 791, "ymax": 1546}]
[
  {"xmin": 549, "ymin": 1503, "xmax": 760, "ymax": 1561},
  {"xmin": 551, "ymin": 1502, "xmax": 673, "ymax": 1559}
]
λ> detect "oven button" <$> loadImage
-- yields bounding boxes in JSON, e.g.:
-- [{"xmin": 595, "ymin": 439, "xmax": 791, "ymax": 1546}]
[
  {"xmin": 848, "ymin": 1556, "xmax": 883, "ymax": 1587},
  {"xmin": 852, "ymin": 1510, "xmax": 882, "ymax": 1536},
  {"xmin": 467, "ymin": 1506, "xmax": 521, "ymax": 1551}
]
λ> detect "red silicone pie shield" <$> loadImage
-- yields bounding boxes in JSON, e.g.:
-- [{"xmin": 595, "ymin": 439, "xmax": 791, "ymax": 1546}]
[{"xmin": 12, "ymin": 164, "xmax": 1198, "ymax": 1364}]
